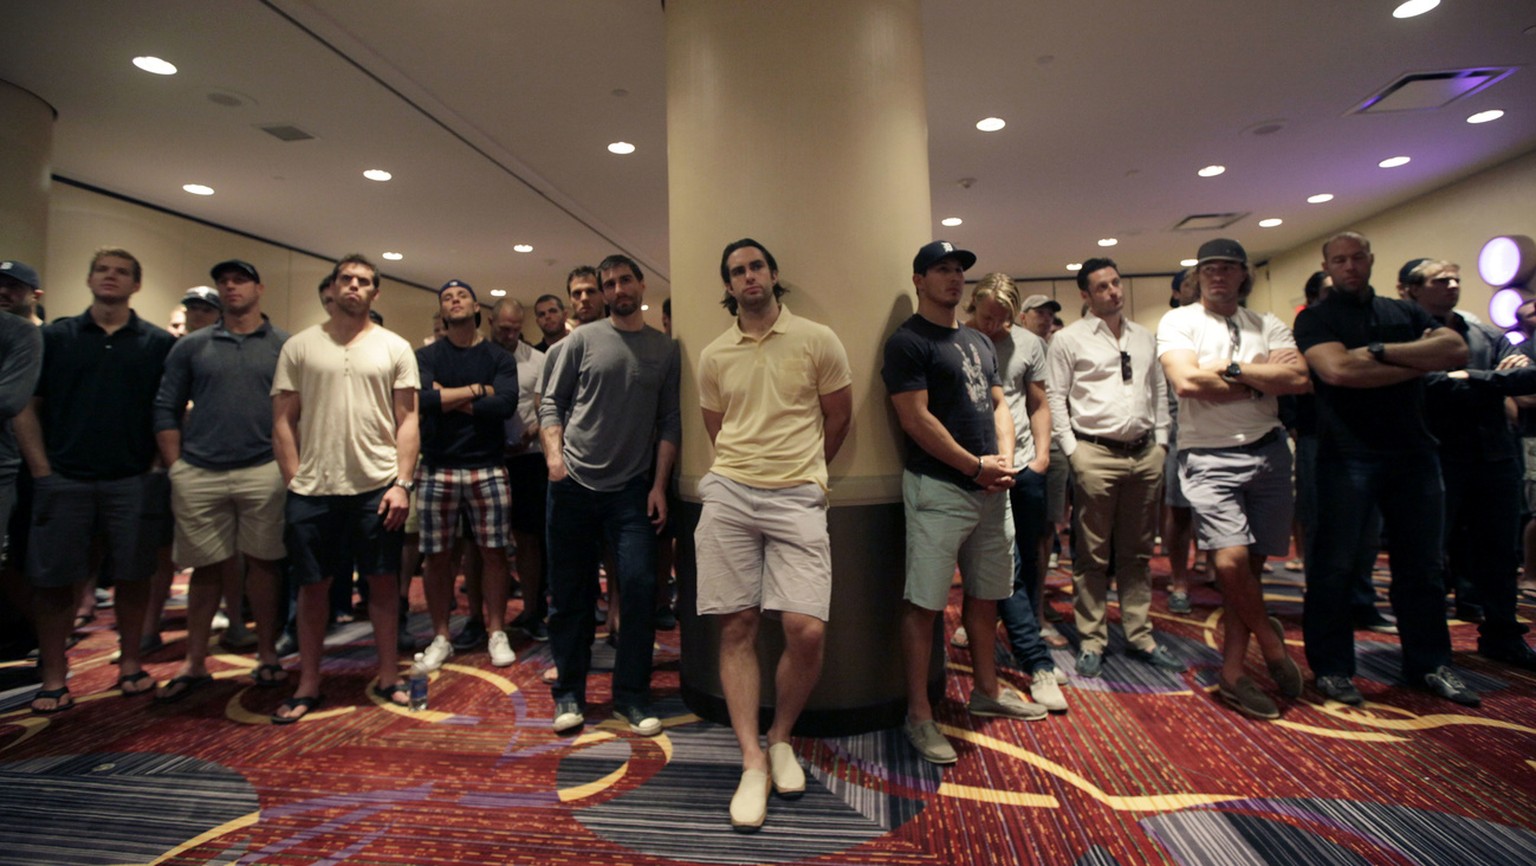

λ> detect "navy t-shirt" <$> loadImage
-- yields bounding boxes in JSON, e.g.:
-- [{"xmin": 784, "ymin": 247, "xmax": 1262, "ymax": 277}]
[
  {"xmin": 416, "ymin": 338, "xmax": 519, "ymax": 469},
  {"xmin": 1292, "ymin": 287, "xmax": 1440, "ymax": 456},
  {"xmin": 881, "ymin": 314, "xmax": 1001, "ymax": 489}
]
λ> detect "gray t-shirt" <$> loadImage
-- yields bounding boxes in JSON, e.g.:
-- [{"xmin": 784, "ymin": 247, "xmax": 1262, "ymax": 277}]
[
  {"xmin": 0, "ymin": 314, "xmax": 43, "ymax": 483},
  {"xmin": 995, "ymin": 325, "xmax": 1048, "ymax": 465},
  {"xmin": 538, "ymin": 319, "xmax": 681, "ymax": 492}
]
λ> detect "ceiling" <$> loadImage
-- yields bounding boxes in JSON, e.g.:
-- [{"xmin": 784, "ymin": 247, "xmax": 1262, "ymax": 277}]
[{"xmin": 4, "ymin": 0, "xmax": 1534, "ymax": 304}]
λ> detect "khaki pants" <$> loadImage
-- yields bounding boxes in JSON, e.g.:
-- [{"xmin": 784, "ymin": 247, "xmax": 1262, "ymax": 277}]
[{"xmin": 1069, "ymin": 440, "xmax": 1163, "ymax": 654}]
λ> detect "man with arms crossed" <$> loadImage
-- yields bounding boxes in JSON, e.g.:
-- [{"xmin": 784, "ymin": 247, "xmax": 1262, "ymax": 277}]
[
  {"xmin": 697, "ymin": 239, "xmax": 852, "ymax": 829},
  {"xmin": 884, "ymin": 241, "xmax": 1048, "ymax": 768},
  {"xmin": 270, "ymin": 254, "xmax": 419, "ymax": 722},
  {"xmin": 540, "ymin": 254, "xmax": 680, "ymax": 737},
  {"xmin": 489, "ymin": 298, "xmax": 551, "ymax": 642},
  {"xmin": 153, "ymin": 259, "xmax": 290, "ymax": 700},
  {"xmin": 1157, "ymin": 239, "xmax": 1309, "ymax": 719}
]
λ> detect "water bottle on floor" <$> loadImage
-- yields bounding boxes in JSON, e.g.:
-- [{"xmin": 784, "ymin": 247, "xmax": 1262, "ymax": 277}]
[{"xmin": 409, "ymin": 652, "xmax": 429, "ymax": 711}]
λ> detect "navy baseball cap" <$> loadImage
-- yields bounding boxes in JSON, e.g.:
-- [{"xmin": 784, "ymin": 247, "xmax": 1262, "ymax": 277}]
[
  {"xmin": 0, "ymin": 260, "xmax": 41, "ymax": 289},
  {"xmin": 211, "ymin": 259, "xmax": 260, "ymax": 283},
  {"xmin": 913, "ymin": 240, "xmax": 977, "ymax": 274}
]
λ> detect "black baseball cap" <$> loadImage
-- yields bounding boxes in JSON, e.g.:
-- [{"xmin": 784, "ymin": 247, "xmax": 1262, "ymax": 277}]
[
  {"xmin": 913, "ymin": 240, "xmax": 977, "ymax": 274},
  {"xmin": 1196, "ymin": 238, "xmax": 1247, "ymax": 266},
  {"xmin": 211, "ymin": 259, "xmax": 261, "ymax": 283}
]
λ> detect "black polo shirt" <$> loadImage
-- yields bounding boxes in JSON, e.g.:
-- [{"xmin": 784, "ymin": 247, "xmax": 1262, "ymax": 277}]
[
  {"xmin": 36, "ymin": 308, "xmax": 174, "ymax": 480},
  {"xmin": 1293, "ymin": 286, "xmax": 1440, "ymax": 456}
]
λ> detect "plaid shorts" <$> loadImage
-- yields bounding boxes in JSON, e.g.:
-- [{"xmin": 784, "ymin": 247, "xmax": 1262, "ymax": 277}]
[{"xmin": 416, "ymin": 465, "xmax": 512, "ymax": 554}]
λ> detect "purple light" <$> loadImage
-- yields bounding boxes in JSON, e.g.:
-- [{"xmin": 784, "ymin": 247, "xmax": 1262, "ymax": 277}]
[
  {"xmin": 1489, "ymin": 287, "xmax": 1525, "ymax": 329},
  {"xmin": 1506, "ymin": 330, "xmax": 1527, "ymax": 347},
  {"xmin": 1479, "ymin": 235, "xmax": 1536, "ymax": 288}
]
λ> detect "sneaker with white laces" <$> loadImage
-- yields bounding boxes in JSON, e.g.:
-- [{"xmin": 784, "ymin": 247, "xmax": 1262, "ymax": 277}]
[
  {"xmin": 421, "ymin": 635, "xmax": 453, "ymax": 671},
  {"xmin": 1421, "ymin": 665, "xmax": 1480, "ymax": 707},
  {"xmin": 1028, "ymin": 669, "xmax": 1069, "ymax": 713},
  {"xmin": 903, "ymin": 718, "xmax": 957, "ymax": 764},
  {"xmin": 967, "ymin": 687, "xmax": 1049, "ymax": 721},
  {"xmin": 487, "ymin": 630, "xmax": 515, "ymax": 667}
]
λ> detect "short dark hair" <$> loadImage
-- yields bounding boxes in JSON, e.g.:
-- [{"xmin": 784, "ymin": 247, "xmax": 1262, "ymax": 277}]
[
  {"xmin": 535, "ymin": 293, "xmax": 565, "ymax": 310},
  {"xmin": 597, "ymin": 254, "xmax": 644, "ymax": 284},
  {"xmin": 317, "ymin": 274, "xmax": 333, "ymax": 296},
  {"xmin": 662, "ymin": 297, "xmax": 671, "ymax": 317},
  {"xmin": 565, "ymin": 267, "xmax": 597, "ymax": 294},
  {"xmin": 1076, "ymin": 258, "xmax": 1118, "ymax": 291},
  {"xmin": 1303, "ymin": 270, "xmax": 1329, "ymax": 302},
  {"xmin": 90, "ymin": 247, "xmax": 142, "ymax": 284},
  {"xmin": 331, "ymin": 253, "xmax": 379, "ymax": 287},
  {"xmin": 718, "ymin": 238, "xmax": 788, "ymax": 315}
]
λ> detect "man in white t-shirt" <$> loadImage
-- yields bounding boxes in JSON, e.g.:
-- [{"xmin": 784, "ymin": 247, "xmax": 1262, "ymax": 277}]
[{"xmin": 1156, "ymin": 238, "xmax": 1310, "ymax": 720}]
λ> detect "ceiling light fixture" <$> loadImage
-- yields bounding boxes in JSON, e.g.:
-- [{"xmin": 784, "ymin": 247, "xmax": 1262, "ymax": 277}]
[
  {"xmin": 1258, "ymin": 218, "xmax": 1283, "ymax": 228},
  {"xmin": 1066, "ymin": 263, "xmax": 1082, "ymax": 271},
  {"xmin": 182, "ymin": 183, "xmax": 214, "ymax": 196},
  {"xmin": 1097, "ymin": 238, "xmax": 1118, "ymax": 247},
  {"xmin": 381, "ymin": 251, "xmax": 403, "ymax": 261},
  {"xmin": 1179, "ymin": 259, "xmax": 1198, "ymax": 267},
  {"xmin": 489, "ymin": 289, "xmax": 507, "ymax": 298},
  {"xmin": 1391, "ymin": 0, "xmax": 1439, "ymax": 19},
  {"xmin": 133, "ymin": 56, "xmax": 177, "ymax": 75},
  {"xmin": 607, "ymin": 141, "xmax": 636, "ymax": 155},
  {"xmin": 641, "ymin": 304, "xmax": 651, "ymax": 312},
  {"xmin": 941, "ymin": 217, "xmax": 963, "ymax": 227},
  {"xmin": 975, "ymin": 117, "xmax": 1006, "ymax": 132},
  {"xmin": 513, "ymin": 244, "xmax": 534, "ymax": 253},
  {"xmin": 1307, "ymin": 193, "xmax": 1335, "ymax": 204},
  {"xmin": 1378, "ymin": 155, "xmax": 1411, "ymax": 168},
  {"xmin": 1467, "ymin": 109, "xmax": 1505, "ymax": 124},
  {"xmin": 1197, "ymin": 165, "xmax": 1226, "ymax": 178},
  {"xmin": 363, "ymin": 169, "xmax": 392, "ymax": 182}
]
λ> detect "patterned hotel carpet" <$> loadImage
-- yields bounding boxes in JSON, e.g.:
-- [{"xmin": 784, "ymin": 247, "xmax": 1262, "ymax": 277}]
[{"xmin": 1, "ymin": 562, "xmax": 1535, "ymax": 866}]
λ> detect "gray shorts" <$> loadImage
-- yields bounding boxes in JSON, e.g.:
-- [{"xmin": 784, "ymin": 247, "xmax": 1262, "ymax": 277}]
[
  {"xmin": 901, "ymin": 469, "xmax": 1013, "ymax": 611},
  {"xmin": 695, "ymin": 473, "xmax": 831, "ymax": 621},
  {"xmin": 1177, "ymin": 435, "xmax": 1293, "ymax": 556},
  {"xmin": 27, "ymin": 472, "xmax": 157, "ymax": 588}
]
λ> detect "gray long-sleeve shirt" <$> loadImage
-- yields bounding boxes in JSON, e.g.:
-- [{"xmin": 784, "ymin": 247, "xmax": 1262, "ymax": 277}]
[
  {"xmin": 538, "ymin": 320, "xmax": 680, "ymax": 492},
  {"xmin": 153, "ymin": 317, "xmax": 290, "ymax": 471}
]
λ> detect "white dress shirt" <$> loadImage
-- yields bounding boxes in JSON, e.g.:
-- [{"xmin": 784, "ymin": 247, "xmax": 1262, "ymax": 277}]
[{"xmin": 1046, "ymin": 312, "xmax": 1169, "ymax": 456}]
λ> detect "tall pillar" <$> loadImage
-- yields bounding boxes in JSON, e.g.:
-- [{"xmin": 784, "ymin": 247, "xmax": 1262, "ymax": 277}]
[
  {"xmin": 0, "ymin": 81, "xmax": 54, "ymax": 269},
  {"xmin": 667, "ymin": 0, "xmax": 936, "ymax": 734}
]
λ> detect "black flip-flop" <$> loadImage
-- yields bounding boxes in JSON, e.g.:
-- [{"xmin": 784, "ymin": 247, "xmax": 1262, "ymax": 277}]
[
  {"xmin": 372, "ymin": 681, "xmax": 409, "ymax": 707},
  {"xmin": 154, "ymin": 673, "xmax": 213, "ymax": 703},
  {"xmin": 30, "ymin": 686, "xmax": 74, "ymax": 715},
  {"xmin": 117, "ymin": 670, "xmax": 155, "ymax": 697},
  {"xmin": 252, "ymin": 663, "xmax": 288, "ymax": 687},
  {"xmin": 271, "ymin": 694, "xmax": 323, "ymax": 725}
]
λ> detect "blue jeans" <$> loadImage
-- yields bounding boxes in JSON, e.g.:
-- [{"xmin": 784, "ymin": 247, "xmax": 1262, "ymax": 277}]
[
  {"xmin": 1304, "ymin": 449, "xmax": 1451, "ymax": 680},
  {"xmin": 999, "ymin": 468, "xmax": 1052, "ymax": 674},
  {"xmin": 546, "ymin": 475, "xmax": 657, "ymax": 709}
]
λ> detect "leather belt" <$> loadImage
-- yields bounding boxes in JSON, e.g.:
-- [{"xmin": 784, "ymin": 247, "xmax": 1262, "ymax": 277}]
[{"xmin": 1073, "ymin": 430, "xmax": 1151, "ymax": 453}]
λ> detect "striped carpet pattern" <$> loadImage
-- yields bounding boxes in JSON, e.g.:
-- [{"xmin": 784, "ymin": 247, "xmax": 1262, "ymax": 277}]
[{"xmin": 0, "ymin": 561, "xmax": 1534, "ymax": 865}]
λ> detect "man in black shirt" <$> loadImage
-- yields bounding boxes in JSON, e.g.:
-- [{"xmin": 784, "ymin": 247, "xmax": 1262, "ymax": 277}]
[{"xmin": 1293, "ymin": 232, "xmax": 1474, "ymax": 707}]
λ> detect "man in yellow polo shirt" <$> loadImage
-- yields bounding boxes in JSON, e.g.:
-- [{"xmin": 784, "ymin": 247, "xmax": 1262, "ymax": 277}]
[{"xmin": 697, "ymin": 238, "xmax": 852, "ymax": 831}]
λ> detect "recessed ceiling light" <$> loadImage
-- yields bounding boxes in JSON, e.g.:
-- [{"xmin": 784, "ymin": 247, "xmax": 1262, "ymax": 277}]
[
  {"xmin": 381, "ymin": 251, "xmax": 403, "ymax": 261},
  {"xmin": 1307, "ymin": 193, "xmax": 1335, "ymax": 204},
  {"xmin": 1066, "ymin": 263, "xmax": 1083, "ymax": 271},
  {"xmin": 975, "ymin": 117, "xmax": 1006, "ymax": 132},
  {"xmin": 1097, "ymin": 238, "xmax": 1118, "ymax": 247},
  {"xmin": 1392, "ymin": 0, "xmax": 1439, "ymax": 19},
  {"xmin": 941, "ymin": 217, "xmax": 963, "ymax": 227},
  {"xmin": 1378, "ymin": 155, "xmax": 1411, "ymax": 168},
  {"xmin": 1179, "ymin": 259, "xmax": 1198, "ymax": 267},
  {"xmin": 363, "ymin": 169, "xmax": 392, "ymax": 182},
  {"xmin": 1467, "ymin": 109, "xmax": 1505, "ymax": 124},
  {"xmin": 1258, "ymin": 218, "xmax": 1284, "ymax": 228},
  {"xmin": 489, "ymin": 289, "xmax": 507, "ymax": 298},
  {"xmin": 607, "ymin": 141, "xmax": 636, "ymax": 155},
  {"xmin": 182, "ymin": 183, "xmax": 214, "ymax": 196},
  {"xmin": 133, "ymin": 56, "xmax": 177, "ymax": 75},
  {"xmin": 512, "ymin": 244, "xmax": 534, "ymax": 253},
  {"xmin": 1197, "ymin": 165, "xmax": 1226, "ymax": 178},
  {"xmin": 641, "ymin": 304, "xmax": 651, "ymax": 312}
]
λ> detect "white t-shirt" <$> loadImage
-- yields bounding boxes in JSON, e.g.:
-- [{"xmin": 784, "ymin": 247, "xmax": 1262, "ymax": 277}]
[
  {"xmin": 272, "ymin": 323, "xmax": 419, "ymax": 496},
  {"xmin": 1156, "ymin": 304, "xmax": 1293, "ymax": 450}
]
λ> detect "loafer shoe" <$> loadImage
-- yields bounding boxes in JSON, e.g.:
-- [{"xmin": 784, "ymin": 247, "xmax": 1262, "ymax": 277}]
[
  {"xmin": 1128, "ymin": 644, "xmax": 1187, "ymax": 673},
  {"xmin": 552, "ymin": 698, "xmax": 584, "ymax": 733},
  {"xmin": 1076, "ymin": 650, "xmax": 1103, "ymax": 679},
  {"xmin": 903, "ymin": 718, "xmax": 957, "ymax": 764},
  {"xmin": 1167, "ymin": 591, "xmax": 1192, "ymax": 615},
  {"xmin": 730, "ymin": 768, "xmax": 770, "ymax": 830},
  {"xmin": 1420, "ymin": 665, "xmax": 1480, "ymax": 707},
  {"xmin": 1028, "ymin": 668, "xmax": 1069, "ymax": 713},
  {"xmin": 967, "ymin": 687, "xmax": 1048, "ymax": 721},
  {"xmin": 421, "ymin": 635, "xmax": 453, "ymax": 671},
  {"xmin": 613, "ymin": 705, "xmax": 662, "ymax": 736},
  {"xmin": 488, "ymin": 631, "xmax": 516, "ymax": 667},
  {"xmin": 1315, "ymin": 675, "xmax": 1364, "ymax": 706},
  {"xmin": 767, "ymin": 742, "xmax": 805, "ymax": 796},
  {"xmin": 1478, "ymin": 638, "xmax": 1536, "ymax": 672},
  {"xmin": 1220, "ymin": 675, "xmax": 1280, "ymax": 720}
]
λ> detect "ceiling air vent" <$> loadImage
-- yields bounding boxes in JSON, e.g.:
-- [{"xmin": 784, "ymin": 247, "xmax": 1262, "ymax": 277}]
[
  {"xmin": 1351, "ymin": 67, "xmax": 1516, "ymax": 114},
  {"xmin": 1172, "ymin": 213, "xmax": 1248, "ymax": 232},
  {"xmin": 258, "ymin": 124, "xmax": 315, "ymax": 142}
]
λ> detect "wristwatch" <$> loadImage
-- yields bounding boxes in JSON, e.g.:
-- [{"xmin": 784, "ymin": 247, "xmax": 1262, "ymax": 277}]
[
  {"xmin": 393, "ymin": 479, "xmax": 416, "ymax": 493},
  {"xmin": 1220, "ymin": 361, "xmax": 1242, "ymax": 381},
  {"xmin": 1368, "ymin": 342, "xmax": 1387, "ymax": 363}
]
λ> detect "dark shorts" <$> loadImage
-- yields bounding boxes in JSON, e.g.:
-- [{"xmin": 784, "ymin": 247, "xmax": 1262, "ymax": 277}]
[
  {"xmin": 27, "ymin": 473, "xmax": 158, "ymax": 589},
  {"xmin": 142, "ymin": 468, "xmax": 173, "ymax": 547},
  {"xmin": 506, "ymin": 453, "xmax": 548, "ymax": 536},
  {"xmin": 284, "ymin": 486, "xmax": 402, "ymax": 586}
]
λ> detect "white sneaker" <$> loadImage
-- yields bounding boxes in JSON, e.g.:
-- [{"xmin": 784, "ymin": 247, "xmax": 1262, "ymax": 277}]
[
  {"xmin": 1047, "ymin": 552, "xmax": 1060, "ymax": 569},
  {"xmin": 211, "ymin": 611, "xmax": 230, "ymax": 631},
  {"xmin": 488, "ymin": 631, "xmax": 515, "ymax": 667},
  {"xmin": 1029, "ymin": 669, "xmax": 1069, "ymax": 713},
  {"xmin": 421, "ymin": 635, "xmax": 453, "ymax": 671}
]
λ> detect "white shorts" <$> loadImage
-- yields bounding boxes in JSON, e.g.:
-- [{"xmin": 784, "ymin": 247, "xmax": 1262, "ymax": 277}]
[{"xmin": 694, "ymin": 473, "xmax": 831, "ymax": 621}]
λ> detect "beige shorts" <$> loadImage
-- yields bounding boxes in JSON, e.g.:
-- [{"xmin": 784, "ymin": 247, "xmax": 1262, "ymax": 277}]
[
  {"xmin": 169, "ymin": 460, "xmax": 286, "ymax": 567},
  {"xmin": 695, "ymin": 473, "xmax": 832, "ymax": 621}
]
